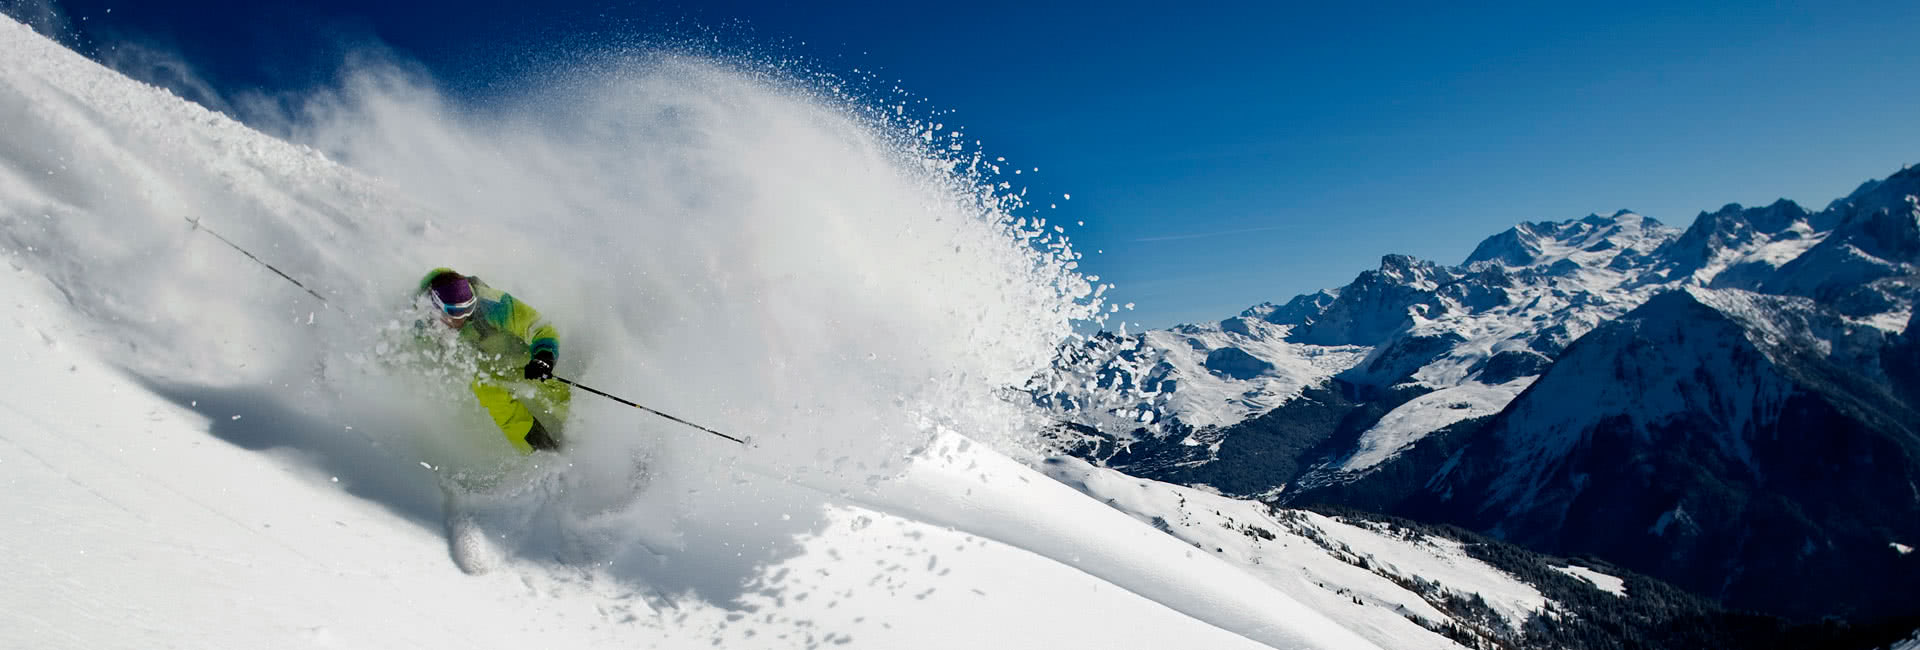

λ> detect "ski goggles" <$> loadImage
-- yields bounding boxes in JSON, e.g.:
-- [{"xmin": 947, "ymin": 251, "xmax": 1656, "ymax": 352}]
[{"xmin": 430, "ymin": 291, "xmax": 477, "ymax": 318}]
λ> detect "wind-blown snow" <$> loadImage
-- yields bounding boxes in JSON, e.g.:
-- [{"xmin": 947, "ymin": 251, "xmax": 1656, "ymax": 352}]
[
  {"xmin": 0, "ymin": 276, "xmax": 1294, "ymax": 649},
  {"xmin": 0, "ymin": 15, "xmax": 1380, "ymax": 649}
]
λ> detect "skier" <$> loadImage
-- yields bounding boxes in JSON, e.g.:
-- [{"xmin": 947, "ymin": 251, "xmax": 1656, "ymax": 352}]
[{"xmin": 417, "ymin": 267, "xmax": 568, "ymax": 453}]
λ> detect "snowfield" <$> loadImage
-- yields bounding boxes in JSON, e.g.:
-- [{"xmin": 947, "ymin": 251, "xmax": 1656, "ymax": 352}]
[
  {"xmin": 1036, "ymin": 211, "xmax": 1692, "ymax": 479},
  {"xmin": 0, "ymin": 14, "xmax": 1403, "ymax": 650},
  {"xmin": 0, "ymin": 283, "xmax": 1306, "ymax": 649},
  {"xmin": 1044, "ymin": 457, "xmax": 1553, "ymax": 650},
  {"xmin": 1339, "ymin": 379, "xmax": 1532, "ymax": 472},
  {"xmin": 1553, "ymin": 565, "xmax": 1627, "ymax": 597}
]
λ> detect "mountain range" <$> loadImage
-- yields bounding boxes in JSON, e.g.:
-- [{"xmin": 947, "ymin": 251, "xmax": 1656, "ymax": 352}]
[
  {"xmin": 1033, "ymin": 165, "xmax": 1920, "ymax": 622},
  {"xmin": 5, "ymin": 6, "xmax": 1917, "ymax": 646}
]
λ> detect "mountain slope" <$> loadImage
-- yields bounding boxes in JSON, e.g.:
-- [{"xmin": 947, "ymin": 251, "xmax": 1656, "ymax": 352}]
[
  {"xmin": 0, "ymin": 15, "xmax": 1385, "ymax": 650},
  {"xmin": 1038, "ymin": 164, "xmax": 1920, "ymax": 622},
  {"xmin": 0, "ymin": 276, "xmax": 1321, "ymax": 649},
  {"xmin": 1036, "ymin": 209, "xmax": 1685, "ymax": 491},
  {"xmin": 1398, "ymin": 286, "xmax": 1920, "ymax": 619}
]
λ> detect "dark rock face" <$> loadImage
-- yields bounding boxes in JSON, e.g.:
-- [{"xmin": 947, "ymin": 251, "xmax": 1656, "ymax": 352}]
[
  {"xmin": 1204, "ymin": 347, "xmax": 1272, "ymax": 380},
  {"xmin": 1077, "ymin": 381, "xmax": 1430, "ymax": 499},
  {"xmin": 1340, "ymin": 332, "xmax": 1466, "ymax": 389},
  {"xmin": 1042, "ymin": 165, "xmax": 1920, "ymax": 625},
  {"xmin": 1247, "ymin": 290, "xmax": 1339, "ymax": 327},
  {"xmin": 1287, "ymin": 257, "xmax": 1454, "ymax": 346},
  {"xmin": 1888, "ymin": 309, "xmax": 1920, "ymax": 413},
  {"xmin": 1657, "ymin": 200, "xmax": 1813, "ymax": 282},
  {"xmin": 1368, "ymin": 291, "xmax": 1920, "ymax": 621},
  {"xmin": 1756, "ymin": 199, "xmax": 1920, "ymax": 317},
  {"xmin": 1471, "ymin": 350, "xmax": 1553, "ymax": 384}
]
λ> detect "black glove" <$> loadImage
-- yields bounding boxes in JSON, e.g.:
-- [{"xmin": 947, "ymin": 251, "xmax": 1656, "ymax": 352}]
[{"xmin": 524, "ymin": 350, "xmax": 555, "ymax": 381}]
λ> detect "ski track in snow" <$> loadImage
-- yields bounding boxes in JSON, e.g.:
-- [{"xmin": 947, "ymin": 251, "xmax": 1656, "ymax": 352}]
[{"xmin": 0, "ymin": 15, "xmax": 1390, "ymax": 650}]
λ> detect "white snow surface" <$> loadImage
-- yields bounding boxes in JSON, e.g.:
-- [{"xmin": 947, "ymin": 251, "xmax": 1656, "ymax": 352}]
[
  {"xmin": 1139, "ymin": 323, "xmax": 1372, "ymax": 431},
  {"xmin": 0, "ymin": 273, "xmax": 1282, "ymax": 650},
  {"xmin": 1047, "ymin": 171, "xmax": 1913, "ymax": 493},
  {"xmin": 0, "ymin": 16, "xmax": 1381, "ymax": 650},
  {"xmin": 1340, "ymin": 379, "xmax": 1532, "ymax": 472},
  {"xmin": 1041, "ymin": 211, "xmax": 1695, "ymax": 478},
  {"xmin": 1028, "ymin": 316, "xmax": 1370, "ymax": 437},
  {"xmin": 1553, "ymin": 565, "xmax": 1627, "ymax": 597},
  {"xmin": 1045, "ymin": 457, "xmax": 1552, "ymax": 650}
]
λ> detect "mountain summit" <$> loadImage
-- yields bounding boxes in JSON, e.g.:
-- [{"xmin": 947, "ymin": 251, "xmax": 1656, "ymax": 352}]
[{"xmin": 1035, "ymin": 165, "xmax": 1920, "ymax": 621}]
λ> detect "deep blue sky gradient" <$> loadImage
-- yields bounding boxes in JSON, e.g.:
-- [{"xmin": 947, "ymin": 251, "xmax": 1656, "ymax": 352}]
[{"xmin": 13, "ymin": 0, "xmax": 1920, "ymax": 328}]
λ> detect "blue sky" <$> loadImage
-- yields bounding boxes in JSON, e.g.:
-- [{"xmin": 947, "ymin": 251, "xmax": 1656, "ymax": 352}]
[{"xmin": 15, "ymin": 0, "xmax": 1920, "ymax": 329}]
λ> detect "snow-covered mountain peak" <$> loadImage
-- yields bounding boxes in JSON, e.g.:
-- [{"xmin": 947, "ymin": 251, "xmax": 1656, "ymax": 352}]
[
  {"xmin": 1654, "ymin": 198, "xmax": 1823, "ymax": 288},
  {"xmin": 1829, "ymin": 161, "xmax": 1920, "ymax": 217},
  {"xmin": 1040, "ymin": 163, "xmax": 1920, "ymax": 542},
  {"xmin": 1829, "ymin": 193, "xmax": 1920, "ymax": 262},
  {"xmin": 1464, "ymin": 210, "xmax": 1676, "ymax": 273},
  {"xmin": 1378, "ymin": 253, "xmax": 1443, "ymax": 286},
  {"xmin": 1412, "ymin": 280, "xmax": 1920, "ymax": 620},
  {"xmin": 1679, "ymin": 286, "xmax": 1898, "ymax": 374},
  {"xmin": 1738, "ymin": 191, "xmax": 1919, "ymax": 324},
  {"xmin": 1042, "ymin": 210, "xmax": 1690, "ymax": 463},
  {"xmin": 1242, "ymin": 288, "xmax": 1341, "ymax": 327},
  {"xmin": 1464, "ymin": 286, "xmax": 1795, "ymax": 513}
]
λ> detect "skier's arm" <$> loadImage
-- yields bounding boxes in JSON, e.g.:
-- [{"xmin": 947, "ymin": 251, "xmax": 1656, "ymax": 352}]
[{"xmin": 492, "ymin": 293, "xmax": 560, "ymax": 361}]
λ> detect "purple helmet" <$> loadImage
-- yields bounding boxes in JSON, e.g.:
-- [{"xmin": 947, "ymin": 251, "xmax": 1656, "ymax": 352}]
[{"xmin": 427, "ymin": 271, "xmax": 477, "ymax": 317}]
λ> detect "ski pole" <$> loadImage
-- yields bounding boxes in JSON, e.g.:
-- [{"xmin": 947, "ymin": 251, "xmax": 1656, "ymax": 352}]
[
  {"xmin": 553, "ymin": 376, "xmax": 748, "ymax": 445},
  {"xmin": 186, "ymin": 216, "xmax": 345, "ymax": 314},
  {"xmin": 183, "ymin": 215, "xmax": 742, "ymax": 445},
  {"xmin": 181, "ymin": 217, "xmax": 744, "ymax": 445}
]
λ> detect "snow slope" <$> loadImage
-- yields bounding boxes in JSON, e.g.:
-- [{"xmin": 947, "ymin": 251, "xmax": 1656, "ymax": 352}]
[
  {"xmin": 0, "ymin": 15, "xmax": 1381, "ymax": 650},
  {"xmin": 1339, "ymin": 379, "xmax": 1531, "ymax": 472},
  {"xmin": 1037, "ymin": 211, "xmax": 1687, "ymax": 477},
  {"xmin": 1045, "ymin": 164, "xmax": 1919, "ymax": 502},
  {"xmin": 0, "ymin": 277, "xmax": 1297, "ymax": 649},
  {"xmin": 1553, "ymin": 565, "xmax": 1627, "ymax": 597},
  {"xmin": 1044, "ymin": 457, "xmax": 1551, "ymax": 650}
]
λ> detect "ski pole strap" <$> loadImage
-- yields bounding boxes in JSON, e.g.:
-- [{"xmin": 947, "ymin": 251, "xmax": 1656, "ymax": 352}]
[{"xmin": 553, "ymin": 376, "xmax": 747, "ymax": 445}]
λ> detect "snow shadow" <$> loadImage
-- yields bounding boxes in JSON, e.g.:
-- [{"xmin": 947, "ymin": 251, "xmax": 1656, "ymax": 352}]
[
  {"xmin": 133, "ymin": 371, "xmax": 835, "ymax": 612},
  {"xmin": 445, "ymin": 425, "xmax": 839, "ymax": 610},
  {"xmin": 130, "ymin": 375, "xmax": 448, "ymax": 531}
]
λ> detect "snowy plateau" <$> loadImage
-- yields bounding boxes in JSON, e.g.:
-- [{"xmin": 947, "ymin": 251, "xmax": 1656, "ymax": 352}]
[{"xmin": 0, "ymin": 13, "xmax": 1694, "ymax": 650}]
